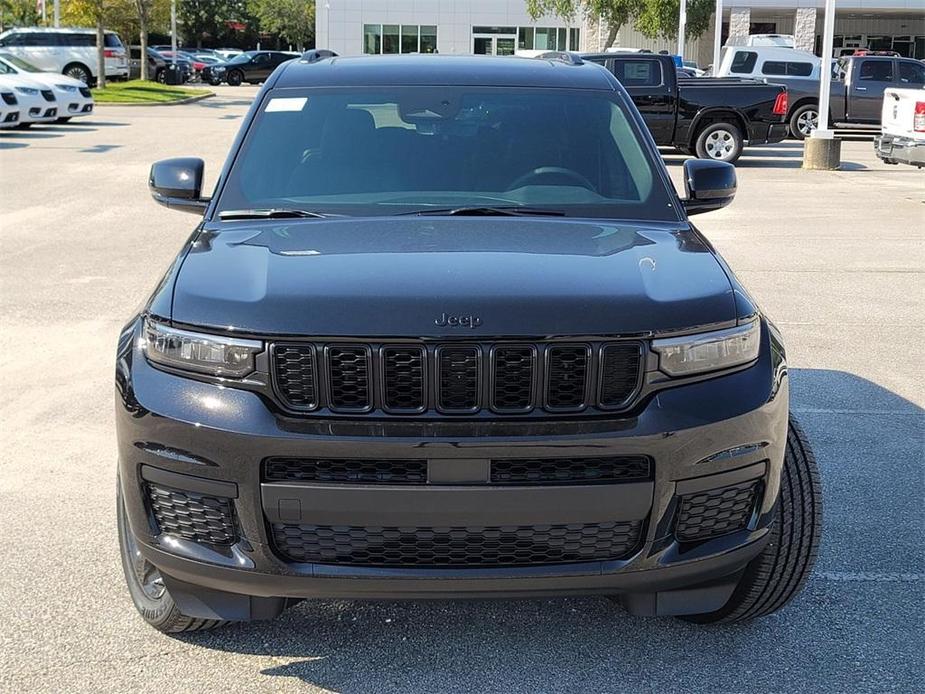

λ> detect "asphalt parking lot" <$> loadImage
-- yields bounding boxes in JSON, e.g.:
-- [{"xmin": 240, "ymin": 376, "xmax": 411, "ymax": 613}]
[{"xmin": 1, "ymin": 85, "xmax": 923, "ymax": 693}]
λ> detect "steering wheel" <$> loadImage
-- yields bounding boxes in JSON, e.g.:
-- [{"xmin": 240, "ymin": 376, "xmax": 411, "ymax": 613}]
[{"xmin": 507, "ymin": 166, "xmax": 596, "ymax": 191}]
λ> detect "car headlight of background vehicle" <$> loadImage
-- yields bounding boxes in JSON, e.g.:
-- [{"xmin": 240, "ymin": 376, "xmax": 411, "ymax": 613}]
[
  {"xmin": 15, "ymin": 86, "xmax": 38, "ymax": 95},
  {"xmin": 55, "ymin": 84, "xmax": 78, "ymax": 92},
  {"xmin": 651, "ymin": 320, "xmax": 760, "ymax": 377},
  {"xmin": 143, "ymin": 318, "xmax": 262, "ymax": 378}
]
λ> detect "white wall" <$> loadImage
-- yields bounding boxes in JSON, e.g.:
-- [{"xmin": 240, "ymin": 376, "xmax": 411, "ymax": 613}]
[{"xmin": 316, "ymin": 0, "xmax": 579, "ymax": 56}]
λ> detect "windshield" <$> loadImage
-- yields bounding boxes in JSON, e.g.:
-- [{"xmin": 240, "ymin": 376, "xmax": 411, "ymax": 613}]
[
  {"xmin": 217, "ymin": 86, "xmax": 678, "ymax": 220},
  {"xmin": 227, "ymin": 53, "xmax": 252, "ymax": 64},
  {"xmin": 0, "ymin": 52, "xmax": 39, "ymax": 72}
]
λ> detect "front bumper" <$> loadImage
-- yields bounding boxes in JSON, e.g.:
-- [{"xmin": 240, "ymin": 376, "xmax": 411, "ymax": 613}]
[
  {"xmin": 116, "ymin": 318, "xmax": 789, "ymax": 619},
  {"xmin": 875, "ymin": 133, "xmax": 925, "ymax": 168}
]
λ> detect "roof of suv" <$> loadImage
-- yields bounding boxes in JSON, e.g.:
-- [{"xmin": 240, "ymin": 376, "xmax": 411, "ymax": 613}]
[{"xmin": 273, "ymin": 54, "xmax": 615, "ymax": 90}]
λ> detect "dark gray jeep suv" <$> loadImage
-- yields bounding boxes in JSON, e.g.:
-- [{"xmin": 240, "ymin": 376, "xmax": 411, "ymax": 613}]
[{"xmin": 116, "ymin": 54, "xmax": 822, "ymax": 633}]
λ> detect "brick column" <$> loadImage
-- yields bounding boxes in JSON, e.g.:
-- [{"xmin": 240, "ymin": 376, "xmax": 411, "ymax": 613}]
[
  {"xmin": 728, "ymin": 7, "xmax": 751, "ymax": 44},
  {"xmin": 794, "ymin": 8, "xmax": 817, "ymax": 52}
]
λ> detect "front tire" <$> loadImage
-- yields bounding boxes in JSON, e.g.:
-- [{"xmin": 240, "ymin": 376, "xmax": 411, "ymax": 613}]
[
  {"xmin": 694, "ymin": 122, "xmax": 743, "ymax": 163},
  {"xmin": 790, "ymin": 104, "xmax": 819, "ymax": 140},
  {"xmin": 226, "ymin": 70, "xmax": 243, "ymax": 86},
  {"xmin": 117, "ymin": 483, "xmax": 227, "ymax": 634},
  {"xmin": 681, "ymin": 415, "xmax": 822, "ymax": 624}
]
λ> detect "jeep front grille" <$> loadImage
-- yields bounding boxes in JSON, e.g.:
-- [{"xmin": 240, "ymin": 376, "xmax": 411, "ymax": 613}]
[{"xmin": 271, "ymin": 340, "xmax": 643, "ymax": 417}]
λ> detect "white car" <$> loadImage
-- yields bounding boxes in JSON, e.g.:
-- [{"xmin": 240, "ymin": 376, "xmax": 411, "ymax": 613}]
[
  {"xmin": 0, "ymin": 51, "xmax": 92, "ymax": 122},
  {"xmin": 0, "ymin": 73, "xmax": 58, "ymax": 127},
  {"xmin": 0, "ymin": 84, "xmax": 20, "ymax": 128},
  {"xmin": 0, "ymin": 27, "xmax": 128, "ymax": 86},
  {"xmin": 875, "ymin": 87, "xmax": 925, "ymax": 169}
]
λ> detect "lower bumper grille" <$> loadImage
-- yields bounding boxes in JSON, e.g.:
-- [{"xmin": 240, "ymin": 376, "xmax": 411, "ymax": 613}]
[
  {"xmin": 264, "ymin": 457, "xmax": 427, "ymax": 484},
  {"xmin": 271, "ymin": 521, "xmax": 642, "ymax": 566},
  {"xmin": 491, "ymin": 456, "xmax": 650, "ymax": 485},
  {"xmin": 146, "ymin": 483, "xmax": 237, "ymax": 545},
  {"xmin": 675, "ymin": 480, "xmax": 761, "ymax": 542}
]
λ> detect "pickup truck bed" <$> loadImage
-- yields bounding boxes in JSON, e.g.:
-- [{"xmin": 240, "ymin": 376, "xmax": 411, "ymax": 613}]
[{"xmin": 581, "ymin": 53, "xmax": 789, "ymax": 163}]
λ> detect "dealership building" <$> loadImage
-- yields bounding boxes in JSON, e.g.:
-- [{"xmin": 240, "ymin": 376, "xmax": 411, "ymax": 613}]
[{"xmin": 316, "ymin": 0, "xmax": 924, "ymax": 66}]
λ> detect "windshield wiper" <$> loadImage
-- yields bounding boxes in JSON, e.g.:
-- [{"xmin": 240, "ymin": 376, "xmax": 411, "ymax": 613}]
[
  {"xmin": 398, "ymin": 206, "xmax": 566, "ymax": 217},
  {"xmin": 219, "ymin": 208, "xmax": 329, "ymax": 220}
]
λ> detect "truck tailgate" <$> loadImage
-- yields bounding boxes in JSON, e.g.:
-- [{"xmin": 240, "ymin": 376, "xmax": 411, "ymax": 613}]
[{"xmin": 881, "ymin": 88, "xmax": 925, "ymax": 139}]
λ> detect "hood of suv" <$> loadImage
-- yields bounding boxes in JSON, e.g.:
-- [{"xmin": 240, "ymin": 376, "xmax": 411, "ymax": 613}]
[{"xmin": 169, "ymin": 218, "xmax": 736, "ymax": 337}]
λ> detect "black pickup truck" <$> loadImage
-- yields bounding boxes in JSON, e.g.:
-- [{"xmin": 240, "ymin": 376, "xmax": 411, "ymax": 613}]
[{"xmin": 580, "ymin": 53, "xmax": 789, "ymax": 163}]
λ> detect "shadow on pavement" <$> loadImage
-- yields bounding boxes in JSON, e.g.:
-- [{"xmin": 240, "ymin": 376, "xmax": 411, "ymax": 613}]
[{"xmin": 167, "ymin": 368, "xmax": 922, "ymax": 692}]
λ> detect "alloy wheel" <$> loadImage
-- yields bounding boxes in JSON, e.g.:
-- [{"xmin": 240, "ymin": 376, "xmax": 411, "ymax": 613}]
[
  {"xmin": 703, "ymin": 129, "xmax": 737, "ymax": 161},
  {"xmin": 798, "ymin": 110, "xmax": 819, "ymax": 137}
]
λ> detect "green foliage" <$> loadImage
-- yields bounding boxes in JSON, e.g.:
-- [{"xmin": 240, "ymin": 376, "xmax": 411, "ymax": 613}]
[
  {"xmin": 249, "ymin": 0, "xmax": 315, "ymax": 50},
  {"xmin": 0, "ymin": 0, "xmax": 42, "ymax": 27},
  {"xmin": 525, "ymin": 0, "xmax": 714, "ymax": 41},
  {"xmin": 634, "ymin": 0, "xmax": 714, "ymax": 40}
]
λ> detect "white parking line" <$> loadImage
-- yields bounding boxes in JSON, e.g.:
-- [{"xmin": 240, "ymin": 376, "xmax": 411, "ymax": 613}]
[{"xmin": 815, "ymin": 572, "xmax": 924, "ymax": 582}]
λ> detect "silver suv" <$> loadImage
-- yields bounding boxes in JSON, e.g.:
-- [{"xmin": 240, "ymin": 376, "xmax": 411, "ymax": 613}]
[{"xmin": 0, "ymin": 27, "xmax": 128, "ymax": 86}]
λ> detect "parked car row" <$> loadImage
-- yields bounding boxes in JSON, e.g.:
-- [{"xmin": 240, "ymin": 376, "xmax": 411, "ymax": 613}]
[
  {"xmin": 0, "ymin": 50, "xmax": 93, "ymax": 128},
  {"xmin": 0, "ymin": 26, "xmax": 127, "ymax": 86},
  {"xmin": 716, "ymin": 47, "xmax": 925, "ymax": 139}
]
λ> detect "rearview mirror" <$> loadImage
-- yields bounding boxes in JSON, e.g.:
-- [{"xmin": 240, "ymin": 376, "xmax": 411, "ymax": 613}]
[
  {"xmin": 149, "ymin": 157, "xmax": 209, "ymax": 215},
  {"xmin": 682, "ymin": 159, "xmax": 736, "ymax": 216}
]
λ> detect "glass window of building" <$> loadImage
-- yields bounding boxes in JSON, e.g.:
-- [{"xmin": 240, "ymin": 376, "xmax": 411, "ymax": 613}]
[
  {"xmin": 420, "ymin": 26, "xmax": 437, "ymax": 54},
  {"xmin": 382, "ymin": 25, "xmax": 400, "ymax": 54},
  {"xmin": 363, "ymin": 24, "xmax": 381, "ymax": 55},
  {"xmin": 365, "ymin": 25, "xmax": 437, "ymax": 55},
  {"xmin": 401, "ymin": 25, "xmax": 418, "ymax": 53}
]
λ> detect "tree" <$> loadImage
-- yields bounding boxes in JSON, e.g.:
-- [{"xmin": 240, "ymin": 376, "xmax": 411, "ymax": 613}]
[
  {"xmin": 249, "ymin": 0, "xmax": 314, "ymax": 51},
  {"xmin": 178, "ymin": 0, "xmax": 251, "ymax": 49},
  {"xmin": 526, "ymin": 0, "xmax": 714, "ymax": 48},
  {"xmin": 61, "ymin": 0, "xmax": 112, "ymax": 87},
  {"xmin": 526, "ymin": 0, "xmax": 640, "ymax": 49},
  {"xmin": 1, "ymin": 0, "xmax": 41, "ymax": 29}
]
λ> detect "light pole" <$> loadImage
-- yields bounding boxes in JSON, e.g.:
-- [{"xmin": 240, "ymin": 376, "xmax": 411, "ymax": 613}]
[
  {"xmin": 677, "ymin": 0, "xmax": 687, "ymax": 59},
  {"xmin": 54, "ymin": 0, "xmax": 60, "ymax": 28},
  {"xmin": 170, "ymin": 0, "xmax": 178, "ymax": 62},
  {"xmin": 712, "ymin": 0, "xmax": 723, "ymax": 73},
  {"xmin": 803, "ymin": 0, "xmax": 841, "ymax": 169}
]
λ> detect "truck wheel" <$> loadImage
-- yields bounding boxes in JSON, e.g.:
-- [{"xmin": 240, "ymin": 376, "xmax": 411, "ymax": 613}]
[
  {"xmin": 694, "ymin": 122, "xmax": 743, "ymax": 163},
  {"xmin": 681, "ymin": 415, "xmax": 822, "ymax": 624},
  {"xmin": 227, "ymin": 70, "xmax": 243, "ymax": 86},
  {"xmin": 790, "ymin": 105, "xmax": 819, "ymax": 140},
  {"xmin": 155, "ymin": 68, "xmax": 166, "ymax": 84},
  {"xmin": 117, "ymin": 483, "xmax": 228, "ymax": 634}
]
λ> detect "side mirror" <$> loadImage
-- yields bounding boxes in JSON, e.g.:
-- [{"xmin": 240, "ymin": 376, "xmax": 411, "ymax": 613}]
[
  {"xmin": 148, "ymin": 157, "xmax": 209, "ymax": 215},
  {"xmin": 682, "ymin": 159, "xmax": 736, "ymax": 216}
]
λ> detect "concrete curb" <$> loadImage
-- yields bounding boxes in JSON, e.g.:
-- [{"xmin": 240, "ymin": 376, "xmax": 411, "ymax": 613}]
[{"xmin": 94, "ymin": 91, "xmax": 215, "ymax": 107}]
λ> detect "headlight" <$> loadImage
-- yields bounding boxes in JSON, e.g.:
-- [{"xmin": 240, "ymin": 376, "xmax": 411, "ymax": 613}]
[
  {"xmin": 652, "ymin": 320, "xmax": 760, "ymax": 377},
  {"xmin": 15, "ymin": 86, "xmax": 38, "ymax": 95},
  {"xmin": 143, "ymin": 318, "xmax": 262, "ymax": 378},
  {"xmin": 55, "ymin": 84, "xmax": 78, "ymax": 92}
]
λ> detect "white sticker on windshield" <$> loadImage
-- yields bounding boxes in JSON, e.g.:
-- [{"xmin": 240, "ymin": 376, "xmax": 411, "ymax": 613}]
[{"xmin": 265, "ymin": 97, "xmax": 307, "ymax": 113}]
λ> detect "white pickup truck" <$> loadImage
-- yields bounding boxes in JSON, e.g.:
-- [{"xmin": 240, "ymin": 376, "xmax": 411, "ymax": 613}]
[{"xmin": 875, "ymin": 88, "xmax": 925, "ymax": 169}]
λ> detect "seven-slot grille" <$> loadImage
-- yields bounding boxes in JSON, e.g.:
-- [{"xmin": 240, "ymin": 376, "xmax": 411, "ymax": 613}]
[
  {"xmin": 40, "ymin": 89, "xmax": 55, "ymax": 102},
  {"xmin": 271, "ymin": 341, "xmax": 642, "ymax": 417}
]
